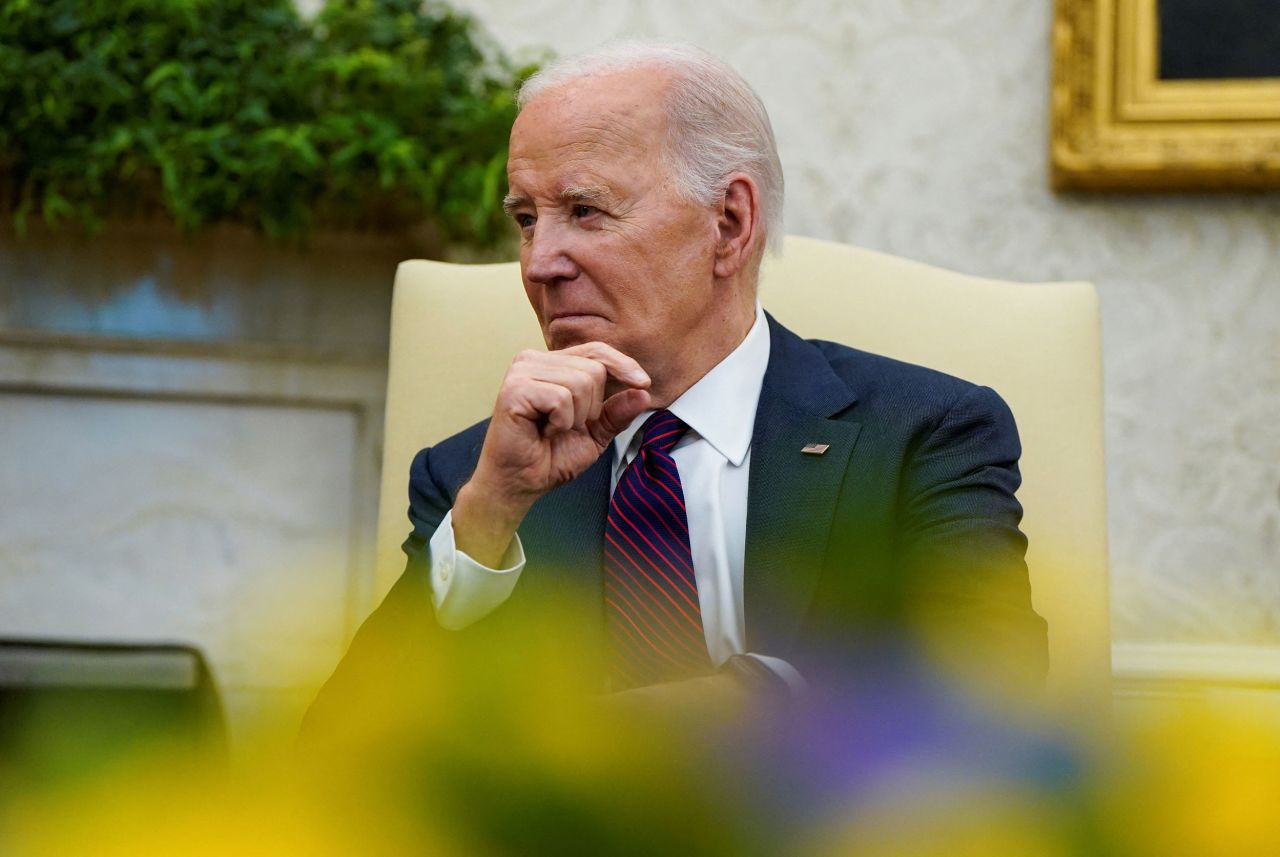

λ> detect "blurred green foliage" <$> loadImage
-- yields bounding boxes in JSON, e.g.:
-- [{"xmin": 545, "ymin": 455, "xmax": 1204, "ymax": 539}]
[{"xmin": 0, "ymin": 0, "xmax": 536, "ymax": 244}]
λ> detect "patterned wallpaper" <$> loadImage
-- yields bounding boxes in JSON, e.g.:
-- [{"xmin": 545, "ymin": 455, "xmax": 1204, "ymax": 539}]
[{"xmin": 452, "ymin": 0, "xmax": 1280, "ymax": 646}]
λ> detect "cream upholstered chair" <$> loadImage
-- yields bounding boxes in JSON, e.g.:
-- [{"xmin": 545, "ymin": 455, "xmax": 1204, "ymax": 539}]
[{"xmin": 375, "ymin": 235, "xmax": 1110, "ymax": 707}]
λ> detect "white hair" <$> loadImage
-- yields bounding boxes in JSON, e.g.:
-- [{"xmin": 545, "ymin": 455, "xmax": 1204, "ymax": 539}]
[{"xmin": 518, "ymin": 41, "xmax": 785, "ymax": 254}]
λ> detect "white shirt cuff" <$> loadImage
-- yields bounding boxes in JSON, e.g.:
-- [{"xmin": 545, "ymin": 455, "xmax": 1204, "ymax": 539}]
[{"xmin": 428, "ymin": 507, "xmax": 526, "ymax": 630}]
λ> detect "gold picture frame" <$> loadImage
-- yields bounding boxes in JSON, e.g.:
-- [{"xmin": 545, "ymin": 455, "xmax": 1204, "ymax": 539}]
[{"xmin": 1051, "ymin": 0, "xmax": 1280, "ymax": 190}]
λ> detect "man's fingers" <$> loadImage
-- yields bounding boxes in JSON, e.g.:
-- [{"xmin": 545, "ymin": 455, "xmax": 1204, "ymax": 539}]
[
  {"xmin": 501, "ymin": 344, "xmax": 647, "ymax": 440},
  {"xmin": 510, "ymin": 379, "xmax": 577, "ymax": 433},
  {"xmin": 511, "ymin": 363, "xmax": 600, "ymax": 429},
  {"xmin": 589, "ymin": 388, "xmax": 651, "ymax": 447},
  {"xmin": 557, "ymin": 342, "xmax": 650, "ymax": 388}
]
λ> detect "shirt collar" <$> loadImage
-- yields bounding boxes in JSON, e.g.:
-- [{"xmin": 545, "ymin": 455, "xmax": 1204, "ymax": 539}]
[{"xmin": 613, "ymin": 302, "xmax": 770, "ymax": 468}]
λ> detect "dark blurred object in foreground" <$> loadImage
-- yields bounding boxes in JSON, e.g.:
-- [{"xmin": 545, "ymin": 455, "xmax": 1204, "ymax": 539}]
[{"xmin": 0, "ymin": 638, "xmax": 227, "ymax": 787}]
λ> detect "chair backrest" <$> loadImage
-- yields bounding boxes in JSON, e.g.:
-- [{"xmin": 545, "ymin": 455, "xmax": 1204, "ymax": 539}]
[{"xmin": 377, "ymin": 235, "xmax": 1110, "ymax": 706}]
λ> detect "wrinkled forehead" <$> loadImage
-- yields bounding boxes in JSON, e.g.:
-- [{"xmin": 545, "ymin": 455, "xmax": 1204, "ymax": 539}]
[{"xmin": 508, "ymin": 68, "xmax": 673, "ymax": 172}]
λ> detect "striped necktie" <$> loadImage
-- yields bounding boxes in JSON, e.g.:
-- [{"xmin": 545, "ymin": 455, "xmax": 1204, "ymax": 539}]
[{"xmin": 603, "ymin": 410, "xmax": 712, "ymax": 689}]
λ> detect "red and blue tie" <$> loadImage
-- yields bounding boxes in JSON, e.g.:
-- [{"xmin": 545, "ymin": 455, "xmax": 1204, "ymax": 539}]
[{"xmin": 603, "ymin": 410, "xmax": 712, "ymax": 688}]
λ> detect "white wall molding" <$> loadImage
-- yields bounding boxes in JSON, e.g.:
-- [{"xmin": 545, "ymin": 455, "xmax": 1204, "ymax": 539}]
[
  {"xmin": 0, "ymin": 331, "xmax": 388, "ymax": 623},
  {"xmin": 0, "ymin": 333, "xmax": 390, "ymax": 744},
  {"xmin": 1113, "ymin": 641, "xmax": 1280, "ymax": 689}
]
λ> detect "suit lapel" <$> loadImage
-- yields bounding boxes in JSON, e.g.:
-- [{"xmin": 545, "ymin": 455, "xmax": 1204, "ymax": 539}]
[{"xmin": 744, "ymin": 315, "xmax": 861, "ymax": 654}]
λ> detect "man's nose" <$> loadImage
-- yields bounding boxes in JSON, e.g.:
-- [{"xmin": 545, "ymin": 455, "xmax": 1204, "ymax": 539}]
[{"xmin": 523, "ymin": 220, "xmax": 578, "ymax": 284}]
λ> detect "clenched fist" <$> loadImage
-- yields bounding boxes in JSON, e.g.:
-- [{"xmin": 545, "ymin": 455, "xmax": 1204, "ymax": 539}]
[{"xmin": 451, "ymin": 341, "xmax": 652, "ymax": 566}]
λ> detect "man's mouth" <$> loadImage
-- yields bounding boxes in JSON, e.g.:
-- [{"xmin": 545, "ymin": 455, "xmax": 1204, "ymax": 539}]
[{"xmin": 547, "ymin": 312, "xmax": 605, "ymax": 324}]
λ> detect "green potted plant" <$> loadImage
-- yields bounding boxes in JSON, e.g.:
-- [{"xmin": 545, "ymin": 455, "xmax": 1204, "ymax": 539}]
[{"xmin": 0, "ymin": 0, "xmax": 536, "ymax": 249}]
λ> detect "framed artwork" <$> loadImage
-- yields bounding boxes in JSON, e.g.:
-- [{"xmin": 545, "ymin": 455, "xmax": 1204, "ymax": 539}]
[{"xmin": 1052, "ymin": 0, "xmax": 1280, "ymax": 190}]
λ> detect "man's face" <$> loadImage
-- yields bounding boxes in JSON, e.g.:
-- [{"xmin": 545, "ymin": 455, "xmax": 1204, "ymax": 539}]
[{"xmin": 505, "ymin": 70, "xmax": 721, "ymax": 375}]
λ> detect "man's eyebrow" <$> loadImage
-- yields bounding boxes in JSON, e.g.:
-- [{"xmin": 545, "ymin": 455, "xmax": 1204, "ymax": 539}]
[
  {"xmin": 559, "ymin": 185, "xmax": 616, "ymax": 207},
  {"xmin": 502, "ymin": 193, "xmax": 529, "ymax": 216},
  {"xmin": 502, "ymin": 185, "xmax": 618, "ymax": 217}
]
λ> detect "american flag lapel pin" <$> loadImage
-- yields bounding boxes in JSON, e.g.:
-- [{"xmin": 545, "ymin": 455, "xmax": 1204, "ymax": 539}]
[{"xmin": 800, "ymin": 443, "xmax": 830, "ymax": 456}]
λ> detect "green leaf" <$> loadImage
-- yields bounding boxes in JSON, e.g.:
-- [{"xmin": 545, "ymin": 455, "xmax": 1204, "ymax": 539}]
[{"xmin": 143, "ymin": 61, "xmax": 186, "ymax": 90}]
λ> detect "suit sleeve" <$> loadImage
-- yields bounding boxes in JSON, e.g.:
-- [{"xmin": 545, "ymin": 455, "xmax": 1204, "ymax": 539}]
[
  {"xmin": 896, "ymin": 385, "xmax": 1049, "ymax": 692},
  {"xmin": 402, "ymin": 445, "xmax": 455, "ymax": 576},
  {"xmin": 298, "ymin": 446, "xmax": 457, "ymax": 745},
  {"xmin": 299, "ymin": 438, "xmax": 534, "ymax": 745}
]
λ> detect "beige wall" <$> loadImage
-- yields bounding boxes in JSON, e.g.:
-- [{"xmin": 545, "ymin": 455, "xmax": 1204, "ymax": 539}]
[{"xmin": 450, "ymin": 0, "xmax": 1280, "ymax": 658}]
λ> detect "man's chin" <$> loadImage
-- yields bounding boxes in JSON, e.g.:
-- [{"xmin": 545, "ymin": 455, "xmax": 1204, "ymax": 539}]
[{"xmin": 544, "ymin": 315, "xmax": 612, "ymax": 351}]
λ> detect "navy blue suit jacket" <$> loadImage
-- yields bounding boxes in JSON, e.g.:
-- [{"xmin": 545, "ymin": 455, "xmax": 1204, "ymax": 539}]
[{"xmin": 307, "ymin": 314, "xmax": 1047, "ymax": 719}]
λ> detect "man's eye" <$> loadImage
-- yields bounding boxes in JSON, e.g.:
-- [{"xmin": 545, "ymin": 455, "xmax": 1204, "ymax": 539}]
[
  {"xmin": 572, "ymin": 204, "xmax": 599, "ymax": 218},
  {"xmin": 514, "ymin": 213, "xmax": 535, "ymax": 229}
]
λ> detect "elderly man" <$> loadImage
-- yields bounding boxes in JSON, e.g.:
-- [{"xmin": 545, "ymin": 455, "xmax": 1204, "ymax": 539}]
[{"xmin": 309, "ymin": 42, "xmax": 1046, "ymax": 714}]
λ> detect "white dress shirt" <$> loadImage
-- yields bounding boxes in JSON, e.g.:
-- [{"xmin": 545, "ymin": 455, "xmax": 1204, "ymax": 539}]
[{"xmin": 428, "ymin": 303, "xmax": 802, "ymax": 688}]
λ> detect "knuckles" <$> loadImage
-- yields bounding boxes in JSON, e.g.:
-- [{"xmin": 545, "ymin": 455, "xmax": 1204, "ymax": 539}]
[{"xmin": 549, "ymin": 385, "xmax": 573, "ymax": 409}]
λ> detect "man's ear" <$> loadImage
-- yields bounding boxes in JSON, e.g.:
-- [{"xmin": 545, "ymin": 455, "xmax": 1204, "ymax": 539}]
[{"xmin": 713, "ymin": 173, "xmax": 762, "ymax": 279}]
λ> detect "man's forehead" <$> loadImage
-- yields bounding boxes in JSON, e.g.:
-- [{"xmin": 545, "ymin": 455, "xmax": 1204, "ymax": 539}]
[
  {"xmin": 509, "ymin": 126, "xmax": 667, "ymax": 200},
  {"xmin": 511, "ymin": 70, "xmax": 670, "ymax": 152}
]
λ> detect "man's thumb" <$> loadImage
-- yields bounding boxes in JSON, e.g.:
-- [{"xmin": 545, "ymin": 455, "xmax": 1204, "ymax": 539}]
[{"xmin": 590, "ymin": 388, "xmax": 651, "ymax": 447}]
